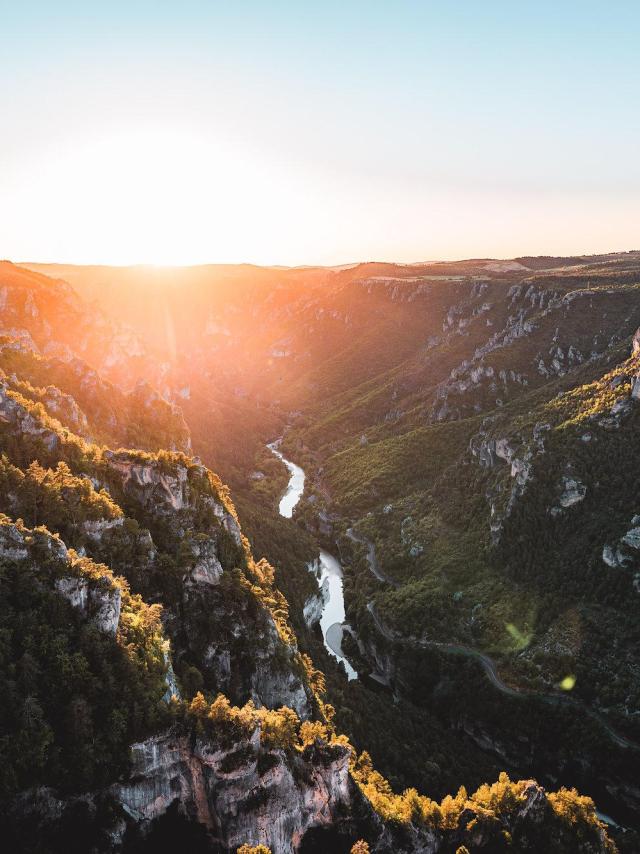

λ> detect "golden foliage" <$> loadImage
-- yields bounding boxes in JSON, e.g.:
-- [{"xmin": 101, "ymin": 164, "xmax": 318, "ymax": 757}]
[
  {"xmin": 256, "ymin": 706, "xmax": 300, "ymax": 750},
  {"xmin": 299, "ymin": 720, "xmax": 329, "ymax": 747}
]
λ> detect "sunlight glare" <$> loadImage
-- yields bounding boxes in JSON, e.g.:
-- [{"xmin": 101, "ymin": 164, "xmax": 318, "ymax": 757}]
[{"xmin": 19, "ymin": 125, "xmax": 302, "ymax": 266}]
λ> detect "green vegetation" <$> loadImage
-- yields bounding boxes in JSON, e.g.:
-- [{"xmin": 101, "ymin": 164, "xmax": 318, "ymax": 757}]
[
  {"xmin": 0, "ymin": 338, "xmax": 190, "ymax": 454},
  {"xmin": 0, "ymin": 517, "xmax": 169, "ymax": 795},
  {"xmin": 1, "ymin": 256, "xmax": 635, "ymax": 850}
]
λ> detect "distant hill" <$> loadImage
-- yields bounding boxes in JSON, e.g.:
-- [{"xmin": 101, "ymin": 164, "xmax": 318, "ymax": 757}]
[{"xmin": 1, "ymin": 254, "xmax": 635, "ymax": 851}]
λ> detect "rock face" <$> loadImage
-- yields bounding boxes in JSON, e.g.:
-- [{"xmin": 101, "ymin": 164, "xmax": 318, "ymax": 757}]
[
  {"xmin": 0, "ymin": 382, "xmax": 61, "ymax": 453},
  {"xmin": 83, "ymin": 517, "xmax": 125, "ymax": 541},
  {"xmin": 602, "ymin": 545, "xmax": 619, "ymax": 568},
  {"xmin": 303, "ymin": 576, "xmax": 330, "ymax": 628},
  {"xmin": 104, "ymin": 451, "xmax": 191, "ymax": 513},
  {"xmin": 218, "ymin": 632, "xmax": 309, "ymax": 720},
  {"xmin": 52, "ymin": 567, "xmax": 123, "ymax": 635},
  {"xmin": 0, "ymin": 521, "xmax": 30, "ymax": 561},
  {"xmin": 185, "ymin": 535, "xmax": 224, "ymax": 587},
  {"xmin": 0, "ymin": 517, "xmax": 122, "ymax": 635},
  {"xmin": 114, "ymin": 730, "xmax": 353, "ymax": 853},
  {"xmin": 470, "ymin": 423, "xmax": 548, "ymax": 541},
  {"xmin": 0, "ymin": 517, "xmax": 68, "ymax": 563},
  {"xmin": 249, "ymin": 660, "xmax": 311, "ymax": 718},
  {"xmin": 95, "ymin": 448, "xmax": 313, "ymax": 718},
  {"xmin": 102, "ymin": 451, "xmax": 242, "ymax": 545},
  {"xmin": 174, "ymin": 530, "xmax": 314, "ymax": 719},
  {"xmin": 602, "ymin": 515, "xmax": 640, "ymax": 591},
  {"xmin": 38, "ymin": 383, "xmax": 90, "ymax": 434},
  {"xmin": 557, "ymin": 476, "xmax": 587, "ymax": 508},
  {"xmin": 162, "ymin": 654, "xmax": 181, "ymax": 702}
]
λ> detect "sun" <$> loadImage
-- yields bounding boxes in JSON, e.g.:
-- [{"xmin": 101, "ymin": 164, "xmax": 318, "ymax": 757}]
[{"xmin": 24, "ymin": 124, "xmax": 302, "ymax": 266}]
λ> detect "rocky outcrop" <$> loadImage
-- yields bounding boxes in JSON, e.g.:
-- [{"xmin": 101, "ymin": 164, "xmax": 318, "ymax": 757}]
[
  {"xmin": 114, "ymin": 729, "xmax": 353, "ymax": 853},
  {"xmin": 167, "ymin": 521, "xmax": 314, "ymax": 718},
  {"xmin": 96, "ymin": 447, "xmax": 313, "ymax": 717},
  {"xmin": 40, "ymin": 383, "xmax": 90, "ymax": 435},
  {"xmin": 0, "ymin": 327, "xmax": 40, "ymax": 353},
  {"xmin": 0, "ymin": 517, "xmax": 68, "ymax": 562},
  {"xmin": 249, "ymin": 662, "xmax": 311, "ymax": 718},
  {"xmin": 0, "ymin": 520, "xmax": 31, "ymax": 561},
  {"xmin": 0, "ymin": 383, "xmax": 60, "ymax": 453},
  {"xmin": 185, "ymin": 535, "xmax": 224, "ymax": 587},
  {"xmin": 83, "ymin": 516, "xmax": 124, "ymax": 540},
  {"xmin": 557, "ymin": 476, "xmax": 587, "ymax": 508},
  {"xmin": 602, "ymin": 515, "xmax": 640, "ymax": 592},
  {"xmin": 470, "ymin": 422, "xmax": 549, "ymax": 540},
  {"xmin": 548, "ymin": 473, "xmax": 587, "ymax": 517},
  {"xmin": 55, "ymin": 576, "xmax": 122, "ymax": 635},
  {"xmin": 103, "ymin": 451, "xmax": 192, "ymax": 513},
  {"xmin": 0, "ymin": 517, "xmax": 122, "ymax": 634},
  {"xmin": 303, "ymin": 576, "xmax": 329, "ymax": 628},
  {"xmin": 102, "ymin": 451, "xmax": 242, "ymax": 546}
]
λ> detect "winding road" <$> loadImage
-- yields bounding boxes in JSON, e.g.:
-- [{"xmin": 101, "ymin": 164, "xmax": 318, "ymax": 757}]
[
  {"xmin": 350, "ymin": 532, "xmax": 639, "ymax": 751},
  {"xmin": 270, "ymin": 449, "xmax": 638, "ymax": 752},
  {"xmin": 346, "ymin": 528, "xmax": 399, "ymax": 586},
  {"xmin": 366, "ymin": 601, "xmax": 638, "ymax": 750}
]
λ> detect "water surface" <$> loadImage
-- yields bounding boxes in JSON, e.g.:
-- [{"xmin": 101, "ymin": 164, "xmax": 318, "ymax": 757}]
[
  {"xmin": 269, "ymin": 441, "xmax": 357, "ymax": 680},
  {"xmin": 267, "ymin": 441, "xmax": 305, "ymax": 518}
]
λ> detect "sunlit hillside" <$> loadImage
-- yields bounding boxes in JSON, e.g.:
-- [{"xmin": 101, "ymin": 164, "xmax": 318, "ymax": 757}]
[
  {"xmin": 3, "ymin": 1, "xmax": 640, "ymax": 851},
  {"xmin": 2, "ymin": 253, "xmax": 640, "ymax": 851}
]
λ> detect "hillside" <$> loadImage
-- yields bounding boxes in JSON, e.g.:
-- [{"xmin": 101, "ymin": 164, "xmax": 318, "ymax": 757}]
[{"xmin": 0, "ymin": 257, "xmax": 634, "ymax": 851}]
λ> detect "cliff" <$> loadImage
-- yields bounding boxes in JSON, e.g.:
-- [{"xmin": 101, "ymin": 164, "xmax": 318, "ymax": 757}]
[{"xmin": 0, "ymin": 258, "xmax": 627, "ymax": 853}]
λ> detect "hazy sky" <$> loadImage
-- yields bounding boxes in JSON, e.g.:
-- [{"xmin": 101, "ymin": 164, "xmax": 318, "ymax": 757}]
[{"xmin": 1, "ymin": 1, "xmax": 639, "ymax": 265}]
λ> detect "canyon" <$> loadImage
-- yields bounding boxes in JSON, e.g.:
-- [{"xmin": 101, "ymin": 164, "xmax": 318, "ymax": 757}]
[{"xmin": 3, "ymin": 254, "xmax": 640, "ymax": 852}]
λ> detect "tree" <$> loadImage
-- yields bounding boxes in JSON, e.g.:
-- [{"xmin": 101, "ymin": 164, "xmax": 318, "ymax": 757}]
[
  {"xmin": 181, "ymin": 665, "xmax": 204, "ymax": 698},
  {"xmin": 257, "ymin": 706, "xmax": 300, "ymax": 750},
  {"xmin": 188, "ymin": 692, "xmax": 208, "ymax": 719},
  {"xmin": 299, "ymin": 720, "xmax": 329, "ymax": 746}
]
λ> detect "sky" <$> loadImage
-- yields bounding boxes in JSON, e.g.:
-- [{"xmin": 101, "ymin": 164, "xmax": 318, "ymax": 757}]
[{"xmin": 1, "ymin": 0, "xmax": 639, "ymax": 266}]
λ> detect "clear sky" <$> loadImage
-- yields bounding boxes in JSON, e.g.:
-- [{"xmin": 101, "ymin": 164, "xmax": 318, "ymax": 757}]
[{"xmin": 1, "ymin": 1, "xmax": 639, "ymax": 265}]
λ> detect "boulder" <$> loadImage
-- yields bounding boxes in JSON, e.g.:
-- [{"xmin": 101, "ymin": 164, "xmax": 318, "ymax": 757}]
[{"xmin": 558, "ymin": 476, "xmax": 587, "ymax": 508}]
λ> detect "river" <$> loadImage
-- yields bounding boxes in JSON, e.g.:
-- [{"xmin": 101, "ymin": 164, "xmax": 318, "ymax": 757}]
[
  {"xmin": 267, "ymin": 444, "xmax": 636, "ymax": 829},
  {"xmin": 267, "ymin": 441, "xmax": 305, "ymax": 518},
  {"xmin": 268, "ymin": 441, "xmax": 357, "ymax": 680}
]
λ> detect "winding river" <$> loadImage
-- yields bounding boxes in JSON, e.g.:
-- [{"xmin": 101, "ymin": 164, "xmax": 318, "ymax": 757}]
[
  {"xmin": 269, "ymin": 444, "xmax": 638, "ymax": 738},
  {"xmin": 267, "ymin": 441, "xmax": 305, "ymax": 518},
  {"xmin": 268, "ymin": 442, "xmax": 358, "ymax": 680},
  {"xmin": 267, "ymin": 441, "xmax": 635, "ymax": 828}
]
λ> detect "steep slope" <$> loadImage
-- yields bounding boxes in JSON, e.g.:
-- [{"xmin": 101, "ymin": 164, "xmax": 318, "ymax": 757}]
[
  {"xmin": 0, "ymin": 462, "xmax": 615, "ymax": 852},
  {"xmin": 1, "ymin": 257, "xmax": 631, "ymax": 851}
]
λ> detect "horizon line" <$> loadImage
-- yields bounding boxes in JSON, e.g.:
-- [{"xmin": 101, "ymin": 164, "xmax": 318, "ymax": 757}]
[{"xmin": 11, "ymin": 246, "xmax": 640, "ymax": 272}]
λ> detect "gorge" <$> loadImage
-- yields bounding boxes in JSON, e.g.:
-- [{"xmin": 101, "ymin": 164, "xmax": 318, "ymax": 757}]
[
  {"xmin": 2, "ymin": 254, "xmax": 640, "ymax": 852},
  {"xmin": 4, "ymin": 3, "xmax": 640, "ymax": 849},
  {"xmin": 270, "ymin": 442, "xmax": 357, "ymax": 681}
]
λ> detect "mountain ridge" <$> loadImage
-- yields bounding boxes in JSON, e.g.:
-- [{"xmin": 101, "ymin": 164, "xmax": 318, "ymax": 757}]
[{"xmin": 1, "ymin": 254, "xmax": 637, "ymax": 851}]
